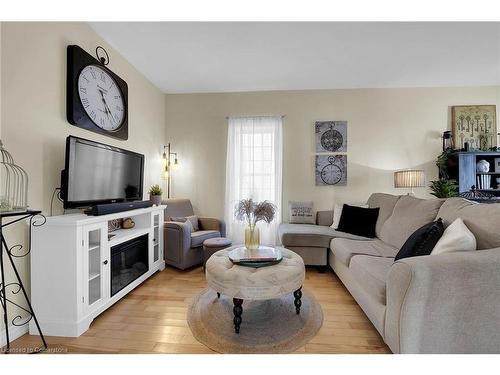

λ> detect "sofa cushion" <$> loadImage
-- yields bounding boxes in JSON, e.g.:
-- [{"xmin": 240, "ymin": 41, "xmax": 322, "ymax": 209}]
[
  {"xmin": 394, "ymin": 219, "xmax": 444, "ymax": 261},
  {"xmin": 279, "ymin": 223, "xmax": 371, "ymax": 248},
  {"xmin": 437, "ymin": 198, "xmax": 500, "ymax": 250},
  {"xmin": 331, "ymin": 238, "xmax": 398, "ymax": 266},
  {"xmin": 379, "ymin": 195, "xmax": 444, "ymax": 249},
  {"xmin": 431, "ymin": 218, "xmax": 477, "ymax": 255},
  {"xmin": 337, "ymin": 204, "xmax": 379, "ymax": 238},
  {"xmin": 191, "ymin": 230, "xmax": 221, "ymax": 248},
  {"xmin": 349, "ymin": 255, "xmax": 394, "ymax": 305},
  {"xmin": 367, "ymin": 193, "xmax": 401, "ymax": 237},
  {"xmin": 288, "ymin": 201, "xmax": 315, "ymax": 224}
]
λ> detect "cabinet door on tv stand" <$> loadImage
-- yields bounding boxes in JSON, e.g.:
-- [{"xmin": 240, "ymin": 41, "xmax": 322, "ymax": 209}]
[
  {"xmin": 151, "ymin": 211, "xmax": 164, "ymax": 269},
  {"xmin": 81, "ymin": 222, "xmax": 109, "ymax": 315}
]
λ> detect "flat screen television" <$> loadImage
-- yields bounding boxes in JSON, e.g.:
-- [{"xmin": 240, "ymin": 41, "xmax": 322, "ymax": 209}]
[{"xmin": 61, "ymin": 136, "xmax": 144, "ymax": 209}]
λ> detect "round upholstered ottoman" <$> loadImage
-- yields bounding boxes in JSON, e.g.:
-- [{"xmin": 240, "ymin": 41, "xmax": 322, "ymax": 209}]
[
  {"xmin": 205, "ymin": 246, "xmax": 305, "ymax": 333},
  {"xmin": 202, "ymin": 237, "xmax": 232, "ymax": 268}
]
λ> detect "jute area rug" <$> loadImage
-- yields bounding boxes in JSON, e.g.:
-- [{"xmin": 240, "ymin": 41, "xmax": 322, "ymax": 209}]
[{"xmin": 187, "ymin": 288, "xmax": 323, "ymax": 353}]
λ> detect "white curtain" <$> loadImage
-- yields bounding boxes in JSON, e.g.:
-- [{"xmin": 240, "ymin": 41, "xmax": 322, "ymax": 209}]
[{"xmin": 225, "ymin": 116, "xmax": 283, "ymax": 246}]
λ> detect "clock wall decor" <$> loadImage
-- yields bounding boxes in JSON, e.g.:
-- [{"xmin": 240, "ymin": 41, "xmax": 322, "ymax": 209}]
[
  {"xmin": 315, "ymin": 155, "xmax": 347, "ymax": 186},
  {"xmin": 314, "ymin": 120, "xmax": 348, "ymax": 186},
  {"xmin": 67, "ymin": 45, "xmax": 128, "ymax": 140}
]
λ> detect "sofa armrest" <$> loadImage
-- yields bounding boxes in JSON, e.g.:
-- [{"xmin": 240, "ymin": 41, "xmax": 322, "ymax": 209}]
[
  {"xmin": 316, "ymin": 210, "xmax": 334, "ymax": 226},
  {"xmin": 198, "ymin": 217, "xmax": 226, "ymax": 237},
  {"xmin": 385, "ymin": 248, "xmax": 500, "ymax": 353}
]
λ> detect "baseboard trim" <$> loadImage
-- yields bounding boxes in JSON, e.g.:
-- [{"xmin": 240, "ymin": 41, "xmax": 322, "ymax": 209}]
[{"xmin": 0, "ymin": 324, "xmax": 29, "ymax": 349}]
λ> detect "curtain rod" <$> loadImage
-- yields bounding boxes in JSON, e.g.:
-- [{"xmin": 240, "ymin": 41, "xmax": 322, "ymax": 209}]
[{"xmin": 225, "ymin": 115, "xmax": 286, "ymax": 119}]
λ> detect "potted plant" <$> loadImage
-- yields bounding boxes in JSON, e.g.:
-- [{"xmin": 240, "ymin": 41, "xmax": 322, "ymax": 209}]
[
  {"xmin": 235, "ymin": 198, "xmax": 276, "ymax": 250},
  {"xmin": 148, "ymin": 184, "xmax": 163, "ymax": 206},
  {"xmin": 429, "ymin": 178, "xmax": 459, "ymax": 198}
]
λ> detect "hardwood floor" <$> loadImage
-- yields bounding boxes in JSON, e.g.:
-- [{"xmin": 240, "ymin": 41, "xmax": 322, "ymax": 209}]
[{"xmin": 8, "ymin": 266, "xmax": 390, "ymax": 354}]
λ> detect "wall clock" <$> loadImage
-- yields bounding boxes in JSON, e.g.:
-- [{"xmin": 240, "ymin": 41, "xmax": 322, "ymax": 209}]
[
  {"xmin": 67, "ymin": 45, "xmax": 128, "ymax": 140},
  {"xmin": 315, "ymin": 155, "xmax": 347, "ymax": 186}
]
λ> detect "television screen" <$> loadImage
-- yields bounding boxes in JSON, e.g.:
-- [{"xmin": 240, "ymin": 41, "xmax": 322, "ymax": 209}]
[{"xmin": 62, "ymin": 136, "xmax": 144, "ymax": 208}]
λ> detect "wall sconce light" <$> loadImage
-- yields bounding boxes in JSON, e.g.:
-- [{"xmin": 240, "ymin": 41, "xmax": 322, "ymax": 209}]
[{"xmin": 161, "ymin": 143, "xmax": 179, "ymax": 198}]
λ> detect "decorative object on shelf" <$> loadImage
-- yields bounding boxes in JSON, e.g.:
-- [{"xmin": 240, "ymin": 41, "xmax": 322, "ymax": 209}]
[
  {"xmin": 108, "ymin": 219, "xmax": 122, "ymax": 232},
  {"xmin": 235, "ymin": 198, "xmax": 276, "ymax": 250},
  {"xmin": 442, "ymin": 130, "xmax": 454, "ymax": 152},
  {"xmin": 148, "ymin": 184, "xmax": 163, "ymax": 206},
  {"xmin": 67, "ymin": 45, "xmax": 128, "ymax": 140},
  {"xmin": 451, "ymin": 105, "xmax": 497, "ymax": 151},
  {"xmin": 476, "ymin": 174, "xmax": 492, "ymax": 190},
  {"xmin": 122, "ymin": 217, "xmax": 135, "ymax": 229},
  {"xmin": 495, "ymin": 158, "xmax": 500, "ymax": 173},
  {"xmin": 459, "ymin": 186, "xmax": 497, "ymax": 201},
  {"xmin": 476, "ymin": 159, "xmax": 490, "ymax": 173},
  {"xmin": 429, "ymin": 179, "xmax": 459, "ymax": 198},
  {"xmin": 0, "ymin": 210, "xmax": 47, "ymax": 353},
  {"xmin": 0, "ymin": 140, "xmax": 29, "ymax": 213},
  {"xmin": 315, "ymin": 121, "xmax": 347, "ymax": 152},
  {"xmin": 394, "ymin": 169, "xmax": 426, "ymax": 195},
  {"xmin": 228, "ymin": 246, "xmax": 283, "ymax": 267},
  {"xmin": 161, "ymin": 143, "xmax": 179, "ymax": 198},
  {"xmin": 315, "ymin": 155, "xmax": 347, "ymax": 186}
]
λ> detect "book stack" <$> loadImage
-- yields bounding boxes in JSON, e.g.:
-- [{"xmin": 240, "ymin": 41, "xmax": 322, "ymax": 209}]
[{"xmin": 477, "ymin": 174, "xmax": 491, "ymax": 190}]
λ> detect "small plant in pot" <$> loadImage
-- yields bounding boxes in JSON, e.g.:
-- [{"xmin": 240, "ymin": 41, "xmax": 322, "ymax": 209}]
[
  {"xmin": 235, "ymin": 198, "xmax": 276, "ymax": 250},
  {"xmin": 148, "ymin": 184, "xmax": 163, "ymax": 206}
]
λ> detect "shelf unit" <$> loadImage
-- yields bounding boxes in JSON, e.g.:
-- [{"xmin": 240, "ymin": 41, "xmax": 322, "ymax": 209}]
[{"xmin": 448, "ymin": 151, "xmax": 500, "ymax": 200}]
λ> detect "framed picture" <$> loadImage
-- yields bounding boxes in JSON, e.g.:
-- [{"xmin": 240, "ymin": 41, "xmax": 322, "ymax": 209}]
[
  {"xmin": 451, "ymin": 105, "xmax": 497, "ymax": 150},
  {"xmin": 495, "ymin": 158, "xmax": 500, "ymax": 173},
  {"xmin": 315, "ymin": 121, "xmax": 347, "ymax": 153},
  {"xmin": 315, "ymin": 155, "xmax": 347, "ymax": 186}
]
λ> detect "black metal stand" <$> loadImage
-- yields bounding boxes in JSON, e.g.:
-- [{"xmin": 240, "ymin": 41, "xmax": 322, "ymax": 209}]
[{"xmin": 0, "ymin": 210, "xmax": 47, "ymax": 354}]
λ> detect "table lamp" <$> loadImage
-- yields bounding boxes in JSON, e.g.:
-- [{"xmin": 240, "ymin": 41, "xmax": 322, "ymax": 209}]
[{"xmin": 394, "ymin": 169, "xmax": 426, "ymax": 195}]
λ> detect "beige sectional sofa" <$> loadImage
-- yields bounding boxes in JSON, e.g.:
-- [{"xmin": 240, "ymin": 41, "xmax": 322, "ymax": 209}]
[{"xmin": 278, "ymin": 193, "xmax": 500, "ymax": 353}]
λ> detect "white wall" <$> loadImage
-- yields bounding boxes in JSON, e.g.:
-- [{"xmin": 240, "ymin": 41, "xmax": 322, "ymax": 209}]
[
  {"xmin": 165, "ymin": 87, "xmax": 500, "ymax": 220},
  {"xmin": 0, "ymin": 22, "xmax": 167, "ymax": 333}
]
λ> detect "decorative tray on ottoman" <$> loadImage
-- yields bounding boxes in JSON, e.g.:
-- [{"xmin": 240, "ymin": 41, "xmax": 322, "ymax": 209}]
[{"xmin": 228, "ymin": 246, "xmax": 283, "ymax": 268}]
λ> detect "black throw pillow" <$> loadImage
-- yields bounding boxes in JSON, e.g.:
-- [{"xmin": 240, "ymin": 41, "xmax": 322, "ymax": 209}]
[
  {"xmin": 337, "ymin": 204, "xmax": 380, "ymax": 238},
  {"xmin": 394, "ymin": 218, "xmax": 444, "ymax": 261}
]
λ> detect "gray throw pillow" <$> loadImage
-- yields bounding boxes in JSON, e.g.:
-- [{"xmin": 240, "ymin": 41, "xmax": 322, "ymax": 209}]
[
  {"xmin": 288, "ymin": 201, "xmax": 315, "ymax": 224},
  {"xmin": 170, "ymin": 215, "xmax": 199, "ymax": 232}
]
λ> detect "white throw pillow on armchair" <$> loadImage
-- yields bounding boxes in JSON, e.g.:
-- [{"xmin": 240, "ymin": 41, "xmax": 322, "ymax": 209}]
[
  {"xmin": 331, "ymin": 203, "xmax": 368, "ymax": 230},
  {"xmin": 431, "ymin": 218, "xmax": 476, "ymax": 255}
]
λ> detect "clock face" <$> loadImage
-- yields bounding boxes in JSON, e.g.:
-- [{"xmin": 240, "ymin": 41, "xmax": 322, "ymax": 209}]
[{"xmin": 78, "ymin": 65, "xmax": 125, "ymax": 132}]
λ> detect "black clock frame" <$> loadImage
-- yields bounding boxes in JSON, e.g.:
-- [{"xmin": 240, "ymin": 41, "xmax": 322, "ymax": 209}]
[{"xmin": 66, "ymin": 45, "xmax": 129, "ymax": 140}]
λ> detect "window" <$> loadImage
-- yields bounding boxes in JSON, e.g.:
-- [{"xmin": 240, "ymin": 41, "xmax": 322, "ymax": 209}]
[{"xmin": 225, "ymin": 116, "xmax": 283, "ymax": 245}]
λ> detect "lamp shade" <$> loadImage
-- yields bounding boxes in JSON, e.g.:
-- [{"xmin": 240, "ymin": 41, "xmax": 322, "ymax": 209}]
[{"xmin": 394, "ymin": 170, "xmax": 426, "ymax": 188}]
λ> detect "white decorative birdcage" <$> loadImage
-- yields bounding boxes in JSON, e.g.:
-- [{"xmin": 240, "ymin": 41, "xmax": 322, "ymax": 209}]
[{"xmin": 0, "ymin": 140, "xmax": 28, "ymax": 212}]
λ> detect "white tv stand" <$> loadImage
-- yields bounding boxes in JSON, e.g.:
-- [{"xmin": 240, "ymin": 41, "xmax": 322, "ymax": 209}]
[{"xmin": 30, "ymin": 205, "xmax": 165, "ymax": 337}]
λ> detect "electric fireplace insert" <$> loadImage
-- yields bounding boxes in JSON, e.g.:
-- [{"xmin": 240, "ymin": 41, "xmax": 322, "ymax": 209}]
[{"xmin": 111, "ymin": 234, "xmax": 149, "ymax": 296}]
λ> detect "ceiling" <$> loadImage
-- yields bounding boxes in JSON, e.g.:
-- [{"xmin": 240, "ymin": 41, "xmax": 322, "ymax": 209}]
[{"xmin": 89, "ymin": 22, "xmax": 500, "ymax": 94}]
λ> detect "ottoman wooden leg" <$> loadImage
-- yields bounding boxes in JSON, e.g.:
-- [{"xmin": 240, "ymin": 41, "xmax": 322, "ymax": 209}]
[
  {"xmin": 217, "ymin": 292, "xmax": 221, "ymax": 299},
  {"xmin": 233, "ymin": 298, "xmax": 243, "ymax": 334},
  {"xmin": 294, "ymin": 287, "xmax": 303, "ymax": 315}
]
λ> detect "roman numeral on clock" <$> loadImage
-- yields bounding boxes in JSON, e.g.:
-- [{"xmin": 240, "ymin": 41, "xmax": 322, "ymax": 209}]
[{"xmin": 81, "ymin": 98, "xmax": 89, "ymax": 108}]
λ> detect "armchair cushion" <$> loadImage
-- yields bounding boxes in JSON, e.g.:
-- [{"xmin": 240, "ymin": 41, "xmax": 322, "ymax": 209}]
[
  {"xmin": 191, "ymin": 230, "xmax": 221, "ymax": 248},
  {"xmin": 198, "ymin": 217, "xmax": 225, "ymax": 234},
  {"xmin": 170, "ymin": 215, "xmax": 200, "ymax": 231}
]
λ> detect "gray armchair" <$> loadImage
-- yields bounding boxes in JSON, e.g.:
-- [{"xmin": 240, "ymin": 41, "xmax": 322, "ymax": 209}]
[{"xmin": 163, "ymin": 198, "xmax": 226, "ymax": 270}]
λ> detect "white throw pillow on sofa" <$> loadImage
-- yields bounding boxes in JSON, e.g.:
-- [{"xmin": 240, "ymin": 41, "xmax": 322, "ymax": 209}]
[
  {"xmin": 331, "ymin": 203, "xmax": 368, "ymax": 230},
  {"xmin": 431, "ymin": 218, "xmax": 476, "ymax": 255}
]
